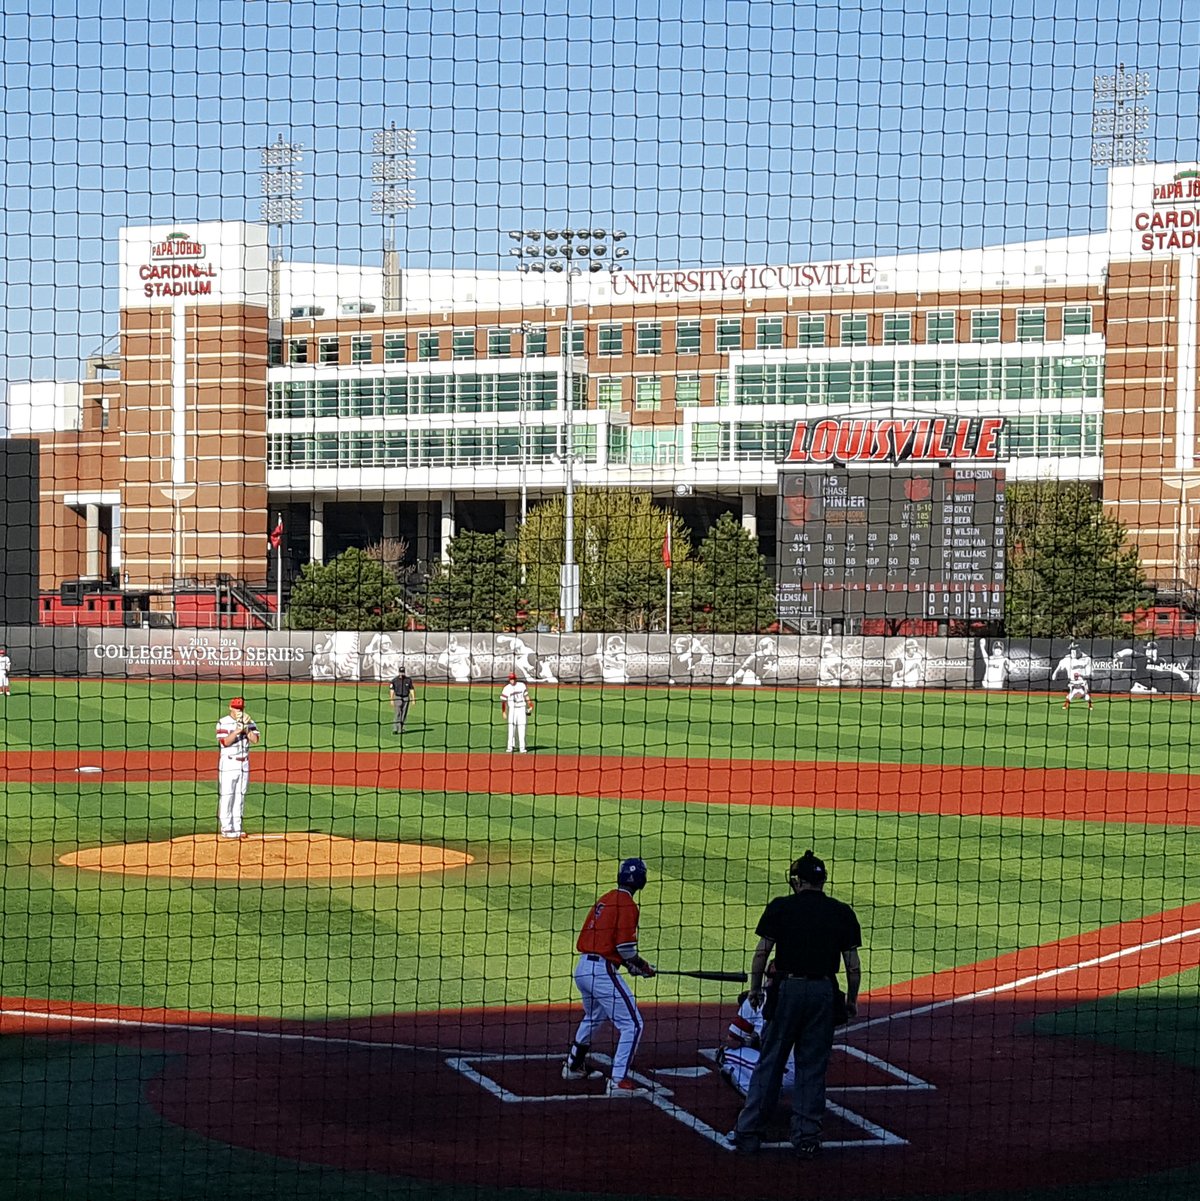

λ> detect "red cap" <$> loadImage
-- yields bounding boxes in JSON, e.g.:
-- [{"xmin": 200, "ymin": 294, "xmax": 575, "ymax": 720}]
[
  {"xmin": 508, "ymin": 673, "xmax": 517, "ymax": 681},
  {"xmin": 229, "ymin": 697, "xmax": 245, "ymax": 710}
]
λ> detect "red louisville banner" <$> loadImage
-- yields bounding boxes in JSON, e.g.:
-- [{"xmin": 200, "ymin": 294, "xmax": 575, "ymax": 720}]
[
  {"xmin": 269, "ymin": 516, "xmax": 284, "ymax": 550},
  {"xmin": 786, "ymin": 416, "xmax": 1005, "ymax": 464},
  {"xmin": 662, "ymin": 524, "xmax": 673, "ymax": 570}
]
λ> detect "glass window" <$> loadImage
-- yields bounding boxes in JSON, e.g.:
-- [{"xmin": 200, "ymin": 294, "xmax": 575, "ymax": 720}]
[
  {"xmin": 452, "ymin": 329, "xmax": 476, "ymax": 359},
  {"xmin": 523, "ymin": 326, "xmax": 548, "ymax": 356},
  {"xmin": 317, "ymin": 336, "xmax": 339, "ymax": 365},
  {"xmin": 756, "ymin": 317, "xmax": 784, "ymax": 349},
  {"xmin": 383, "ymin": 332, "xmax": 406, "ymax": 363},
  {"xmin": 675, "ymin": 319, "xmax": 701, "ymax": 354},
  {"xmin": 716, "ymin": 375, "xmax": 730, "ymax": 405},
  {"xmin": 882, "ymin": 314, "xmax": 912, "ymax": 345},
  {"xmin": 716, "ymin": 317, "xmax": 742, "ymax": 351},
  {"xmin": 288, "ymin": 337, "xmax": 309, "ymax": 365},
  {"xmin": 630, "ymin": 428, "xmax": 681, "ymax": 466},
  {"xmin": 840, "ymin": 314, "xmax": 868, "ymax": 346},
  {"xmin": 607, "ymin": 426, "xmax": 630, "ymax": 464},
  {"xmin": 417, "ymin": 331, "xmax": 440, "ymax": 360},
  {"xmin": 384, "ymin": 378, "xmax": 409, "ymax": 416},
  {"xmin": 268, "ymin": 339, "xmax": 284, "ymax": 366},
  {"xmin": 635, "ymin": 376, "xmax": 662, "ymax": 411},
  {"xmin": 597, "ymin": 377, "xmax": 623, "ymax": 411},
  {"xmin": 598, "ymin": 324, "xmax": 624, "ymax": 356},
  {"xmin": 488, "ymin": 328, "xmax": 512, "ymax": 358},
  {"xmin": 675, "ymin": 375, "xmax": 701, "ymax": 407},
  {"xmin": 560, "ymin": 327, "xmax": 585, "ymax": 357},
  {"xmin": 1063, "ymin": 305, "xmax": 1093, "ymax": 337},
  {"xmin": 925, "ymin": 310, "xmax": 956, "ymax": 344},
  {"xmin": 795, "ymin": 315, "xmax": 826, "ymax": 346},
  {"xmin": 350, "ymin": 334, "xmax": 372, "ymax": 364},
  {"xmin": 636, "ymin": 321, "xmax": 662, "ymax": 355},
  {"xmin": 1016, "ymin": 308, "xmax": 1046, "ymax": 342},
  {"xmin": 692, "ymin": 423, "xmax": 726, "ymax": 462},
  {"xmin": 971, "ymin": 309, "xmax": 1001, "ymax": 343}
]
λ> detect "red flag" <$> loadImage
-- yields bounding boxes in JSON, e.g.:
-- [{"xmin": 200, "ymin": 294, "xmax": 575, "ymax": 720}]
[
  {"xmin": 662, "ymin": 523, "xmax": 672, "ymax": 570},
  {"xmin": 269, "ymin": 515, "xmax": 284, "ymax": 550}
]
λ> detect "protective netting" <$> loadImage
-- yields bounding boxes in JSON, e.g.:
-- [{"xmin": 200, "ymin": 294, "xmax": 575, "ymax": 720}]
[{"xmin": 2, "ymin": 4, "xmax": 1200, "ymax": 1201}]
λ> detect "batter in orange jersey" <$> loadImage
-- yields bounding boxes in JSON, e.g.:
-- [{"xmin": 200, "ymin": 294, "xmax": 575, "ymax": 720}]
[{"xmin": 561, "ymin": 858, "xmax": 657, "ymax": 1096}]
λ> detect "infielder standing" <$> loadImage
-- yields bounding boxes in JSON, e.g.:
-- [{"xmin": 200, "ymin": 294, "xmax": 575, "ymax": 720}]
[
  {"xmin": 214, "ymin": 697, "xmax": 260, "ymax": 839},
  {"xmin": 0, "ymin": 646, "xmax": 11, "ymax": 696},
  {"xmin": 499, "ymin": 672, "xmax": 533, "ymax": 753},
  {"xmin": 562, "ymin": 857, "xmax": 656, "ymax": 1095}
]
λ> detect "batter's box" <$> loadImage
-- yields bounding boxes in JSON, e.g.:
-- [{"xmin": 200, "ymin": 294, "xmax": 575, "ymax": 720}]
[{"xmin": 446, "ymin": 1048, "xmax": 929, "ymax": 1150}]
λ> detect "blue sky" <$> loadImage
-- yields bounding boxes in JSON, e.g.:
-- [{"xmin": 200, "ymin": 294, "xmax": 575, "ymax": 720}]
[{"xmin": 1, "ymin": 0, "xmax": 1198, "ymax": 382}]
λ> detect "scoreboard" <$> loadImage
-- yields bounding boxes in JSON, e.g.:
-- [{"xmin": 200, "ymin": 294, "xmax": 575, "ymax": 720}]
[{"xmin": 776, "ymin": 466, "xmax": 1006, "ymax": 624}]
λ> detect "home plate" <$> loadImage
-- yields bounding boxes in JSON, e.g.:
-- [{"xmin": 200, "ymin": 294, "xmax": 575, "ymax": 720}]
[
  {"xmin": 654, "ymin": 1066, "xmax": 713, "ymax": 1078},
  {"xmin": 75, "ymin": 766, "xmax": 104, "ymax": 774}
]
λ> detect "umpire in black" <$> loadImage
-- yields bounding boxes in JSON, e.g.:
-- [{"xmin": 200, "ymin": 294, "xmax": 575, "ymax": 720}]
[{"xmin": 730, "ymin": 850, "xmax": 862, "ymax": 1158}]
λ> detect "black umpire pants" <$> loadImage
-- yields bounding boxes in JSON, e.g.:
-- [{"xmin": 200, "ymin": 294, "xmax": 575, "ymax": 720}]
[
  {"xmin": 392, "ymin": 696, "xmax": 411, "ymax": 732},
  {"xmin": 734, "ymin": 977, "xmax": 837, "ymax": 1148}
]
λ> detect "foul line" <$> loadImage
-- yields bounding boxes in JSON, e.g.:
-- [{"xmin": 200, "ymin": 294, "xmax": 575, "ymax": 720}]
[{"xmin": 845, "ymin": 923, "xmax": 1200, "ymax": 1034}]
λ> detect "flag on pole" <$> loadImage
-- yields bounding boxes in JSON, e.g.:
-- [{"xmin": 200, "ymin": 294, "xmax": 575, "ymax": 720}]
[
  {"xmin": 269, "ymin": 515, "xmax": 284, "ymax": 550},
  {"xmin": 662, "ymin": 523, "xmax": 672, "ymax": 570}
]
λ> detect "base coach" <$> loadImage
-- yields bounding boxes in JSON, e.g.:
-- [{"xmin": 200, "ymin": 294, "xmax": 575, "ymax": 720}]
[{"xmin": 730, "ymin": 850, "xmax": 862, "ymax": 1158}]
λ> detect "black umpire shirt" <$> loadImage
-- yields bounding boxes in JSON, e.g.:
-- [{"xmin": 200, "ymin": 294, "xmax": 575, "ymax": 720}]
[
  {"xmin": 390, "ymin": 675, "xmax": 414, "ymax": 699},
  {"xmin": 756, "ymin": 891, "xmax": 862, "ymax": 979}
]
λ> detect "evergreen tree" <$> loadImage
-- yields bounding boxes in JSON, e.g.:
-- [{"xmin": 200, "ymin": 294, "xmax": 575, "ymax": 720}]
[
  {"xmin": 425, "ymin": 530, "xmax": 520, "ymax": 631},
  {"xmin": 682, "ymin": 511, "xmax": 777, "ymax": 633},
  {"xmin": 286, "ymin": 546, "xmax": 406, "ymax": 631},
  {"xmin": 1005, "ymin": 481, "xmax": 1151, "ymax": 636},
  {"xmin": 518, "ymin": 488, "xmax": 687, "ymax": 631}
]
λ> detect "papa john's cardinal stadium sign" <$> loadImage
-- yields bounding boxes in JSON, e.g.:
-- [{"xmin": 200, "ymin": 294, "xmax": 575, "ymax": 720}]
[{"xmin": 786, "ymin": 416, "xmax": 1006, "ymax": 464}]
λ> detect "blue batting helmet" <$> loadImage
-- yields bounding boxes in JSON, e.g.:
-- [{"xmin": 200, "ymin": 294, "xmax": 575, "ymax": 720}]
[{"xmin": 617, "ymin": 857, "xmax": 648, "ymax": 891}]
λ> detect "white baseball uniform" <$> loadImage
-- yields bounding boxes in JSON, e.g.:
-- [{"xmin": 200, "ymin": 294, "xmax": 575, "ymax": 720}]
[
  {"xmin": 0, "ymin": 653, "xmax": 11, "ymax": 692},
  {"xmin": 215, "ymin": 714, "xmax": 258, "ymax": 836},
  {"xmin": 500, "ymin": 680, "xmax": 531, "ymax": 752},
  {"xmin": 1065, "ymin": 664, "xmax": 1091, "ymax": 704},
  {"xmin": 720, "ymin": 994, "xmax": 795, "ymax": 1098}
]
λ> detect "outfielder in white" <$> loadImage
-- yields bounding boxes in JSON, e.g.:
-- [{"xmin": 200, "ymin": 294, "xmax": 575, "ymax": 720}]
[
  {"xmin": 215, "ymin": 697, "xmax": 260, "ymax": 838},
  {"xmin": 0, "ymin": 647, "xmax": 11, "ymax": 696},
  {"xmin": 718, "ymin": 987, "xmax": 796, "ymax": 1099},
  {"xmin": 500, "ymin": 673, "xmax": 533, "ymax": 753}
]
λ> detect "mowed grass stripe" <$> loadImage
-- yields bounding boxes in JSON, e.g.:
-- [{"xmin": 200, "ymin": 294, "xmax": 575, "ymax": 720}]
[
  {"xmin": 3, "ymin": 780, "xmax": 1200, "ymax": 1018},
  {"xmin": 4, "ymin": 679, "xmax": 1200, "ymax": 774}
]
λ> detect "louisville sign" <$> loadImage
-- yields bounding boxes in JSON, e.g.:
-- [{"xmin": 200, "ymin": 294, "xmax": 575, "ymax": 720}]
[
  {"xmin": 786, "ymin": 417, "xmax": 1006, "ymax": 464},
  {"xmin": 610, "ymin": 262, "xmax": 877, "ymax": 297}
]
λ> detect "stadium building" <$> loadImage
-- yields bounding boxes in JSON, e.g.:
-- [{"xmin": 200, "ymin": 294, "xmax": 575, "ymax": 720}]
[{"xmin": 9, "ymin": 160, "xmax": 1200, "ymax": 625}]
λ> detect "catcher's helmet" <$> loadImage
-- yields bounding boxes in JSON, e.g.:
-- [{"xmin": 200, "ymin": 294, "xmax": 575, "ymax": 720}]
[{"xmin": 617, "ymin": 857, "xmax": 648, "ymax": 891}]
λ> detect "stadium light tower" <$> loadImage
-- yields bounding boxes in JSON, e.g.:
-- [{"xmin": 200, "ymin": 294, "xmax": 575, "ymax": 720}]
[
  {"xmin": 259, "ymin": 135, "xmax": 306, "ymax": 319},
  {"xmin": 372, "ymin": 125, "xmax": 418, "ymax": 313},
  {"xmin": 1091, "ymin": 65, "xmax": 1153, "ymax": 169},
  {"xmin": 507, "ymin": 228, "xmax": 630, "ymax": 633}
]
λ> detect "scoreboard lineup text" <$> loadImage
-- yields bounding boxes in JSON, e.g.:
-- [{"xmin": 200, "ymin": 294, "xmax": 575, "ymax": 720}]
[{"xmin": 776, "ymin": 466, "xmax": 1006, "ymax": 625}]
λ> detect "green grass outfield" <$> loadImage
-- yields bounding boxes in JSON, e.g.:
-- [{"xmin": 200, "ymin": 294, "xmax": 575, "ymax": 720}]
[
  {"xmin": 2, "ymin": 678, "xmax": 1200, "ymax": 771},
  {"xmin": 1, "ymin": 680, "xmax": 1199, "ymax": 1201}
]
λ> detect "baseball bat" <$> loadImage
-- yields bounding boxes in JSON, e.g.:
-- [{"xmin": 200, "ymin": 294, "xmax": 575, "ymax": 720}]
[{"xmin": 653, "ymin": 969, "xmax": 748, "ymax": 983}]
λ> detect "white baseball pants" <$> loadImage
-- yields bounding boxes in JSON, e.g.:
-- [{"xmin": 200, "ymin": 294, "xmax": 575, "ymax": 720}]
[
  {"xmin": 218, "ymin": 758, "xmax": 250, "ymax": 836},
  {"xmin": 570, "ymin": 954, "xmax": 643, "ymax": 1084}
]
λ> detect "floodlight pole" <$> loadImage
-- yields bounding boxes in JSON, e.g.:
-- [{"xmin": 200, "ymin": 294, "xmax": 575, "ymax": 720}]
[
  {"xmin": 371, "ymin": 124, "xmax": 418, "ymax": 313},
  {"xmin": 508, "ymin": 228, "xmax": 630, "ymax": 633},
  {"xmin": 258, "ymin": 135, "xmax": 305, "ymax": 319}
]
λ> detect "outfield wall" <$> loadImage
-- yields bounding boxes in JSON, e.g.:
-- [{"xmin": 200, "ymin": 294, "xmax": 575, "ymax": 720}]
[
  {"xmin": 0, "ymin": 628, "xmax": 970, "ymax": 687},
  {"xmin": 3, "ymin": 628, "xmax": 1198, "ymax": 694}
]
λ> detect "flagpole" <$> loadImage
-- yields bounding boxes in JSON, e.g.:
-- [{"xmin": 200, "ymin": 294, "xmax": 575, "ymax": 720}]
[
  {"xmin": 274, "ymin": 513, "xmax": 283, "ymax": 631},
  {"xmin": 664, "ymin": 521, "xmax": 674, "ymax": 685}
]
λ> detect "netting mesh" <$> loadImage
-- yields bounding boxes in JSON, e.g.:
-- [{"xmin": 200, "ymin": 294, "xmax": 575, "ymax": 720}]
[{"xmin": 2, "ymin": 4, "xmax": 1200, "ymax": 1200}]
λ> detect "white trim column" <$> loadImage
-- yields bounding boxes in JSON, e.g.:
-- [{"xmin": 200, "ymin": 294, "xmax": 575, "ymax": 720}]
[
  {"xmin": 741, "ymin": 491, "xmax": 757, "ymax": 538},
  {"xmin": 310, "ymin": 497, "xmax": 325, "ymax": 564},
  {"xmin": 439, "ymin": 493, "xmax": 455, "ymax": 559},
  {"xmin": 85, "ymin": 504, "xmax": 102, "ymax": 579}
]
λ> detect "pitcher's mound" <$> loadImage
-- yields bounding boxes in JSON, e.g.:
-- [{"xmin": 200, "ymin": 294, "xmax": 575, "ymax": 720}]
[{"xmin": 59, "ymin": 833, "xmax": 473, "ymax": 881}]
